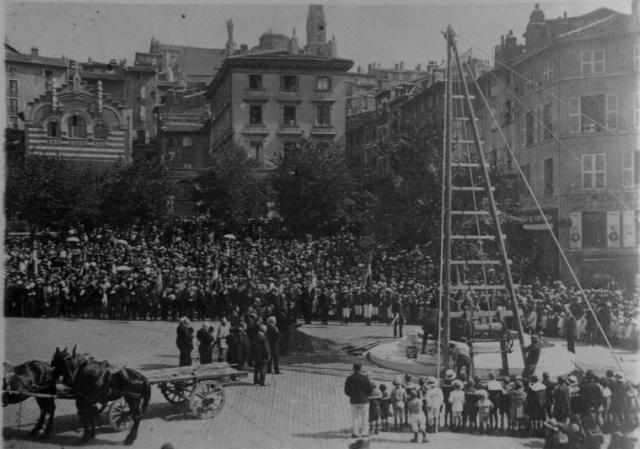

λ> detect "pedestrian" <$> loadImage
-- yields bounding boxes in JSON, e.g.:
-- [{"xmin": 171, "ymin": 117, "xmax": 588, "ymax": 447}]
[
  {"xmin": 565, "ymin": 309, "xmax": 577, "ymax": 354},
  {"xmin": 424, "ymin": 376, "xmax": 443, "ymax": 432},
  {"xmin": 176, "ymin": 317, "xmax": 194, "ymax": 366},
  {"xmin": 265, "ymin": 316, "xmax": 280, "ymax": 374},
  {"xmin": 368, "ymin": 384, "xmax": 382, "ymax": 435},
  {"xmin": 407, "ymin": 389, "xmax": 428, "ymax": 443},
  {"xmin": 523, "ymin": 335, "xmax": 542, "ymax": 378},
  {"xmin": 252, "ymin": 324, "xmax": 270, "ymax": 386},
  {"xmin": 380, "ymin": 383, "xmax": 390, "ymax": 432},
  {"xmin": 449, "ymin": 379, "xmax": 465, "ymax": 431},
  {"xmin": 390, "ymin": 376, "xmax": 407, "ymax": 431},
  {"xmin": 552, "ymin": 375, "xmax": 572, "ymax": 424},
  {"xmin": 196, "ymin": 321, "xmax": 214, "ymax": 364},
  {"xmin": 216, "ymin": 317, "xmax": 230, "ymax": 362},
  {"xmin": 442, "ymin": 369, "xmax": 456, "ymax": 428},
  {"xmin": 476, "ymin": 389, "xmax": 493, "ymax": 434},
  {"xmin": 344, "ymin": 363, "xmax": 374, "ymax": 438}
]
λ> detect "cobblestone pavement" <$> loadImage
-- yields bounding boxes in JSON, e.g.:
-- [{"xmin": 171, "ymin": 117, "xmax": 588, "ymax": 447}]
[{"xmin": 3, "ymin": 318, "xmax": 639, "ymax": 449}]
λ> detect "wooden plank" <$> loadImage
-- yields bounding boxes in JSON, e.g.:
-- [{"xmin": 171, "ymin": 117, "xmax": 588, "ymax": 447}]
[{"xmin": 143, "ymin": 363, "xmax": 247, "ymax": 384}]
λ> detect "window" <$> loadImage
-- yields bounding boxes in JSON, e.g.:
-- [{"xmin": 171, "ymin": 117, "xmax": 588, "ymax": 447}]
[
  {"xmin": 316, "ymin": 105, "xmax": 331, "ymax": 126},
  {"xmin": 68, "ymin": 115, "xmax": 87, "ymax": 138},
  {"xmin": 9, "ymin": 117, "xmax": 18, "ymax": 129},
  {"xmin": 316, "ymin": 76, "xmax": 331, "ymax": 91},
  {"xmin": 182, "ymin": 136, "xmax": 193, "ymax": 147},
  {"xmin": 634, "ymin": 92, "xmax": 640, "ymax": 129},
  {"xmin": 136, "ymin": 130, "xmax": 146, "ymax": 142},
  {"xmin": 543, "ymin": 103, "xmax": 553, "ymax": 139},
  {"xmin": 249, "ymin": 75, "xmax": 263, "ymax": 89},
  {"xmin": 526, "ymin": 111, "xmax": 534, "ymax": 144},
  {"xmin": 544, "ymin": 158, "xmax": 554, "ymax": 195},
  {"xmin": 249, "ymin": 141, "xmax": 263, "ymax": 164},
  {"xmin": 581, "ymin": 95, "xmax": 605, "ymax": 132},
  {"xmin": 582, "ymin": 211, "xmax": 607, "ymax": 248},
  {"xmin": 47, "ymin": 119, "xmax": 60, "ymax": 137},
  {"xmin": 569, "ymin": 97, "xmax": 581, "ymax": 133},
  {"xmin": 525, "ymin": 70, "xmax": 535, "ymax": 93},
  {"xmin": 543, "ymin": 60, "xmax": 553, "ymax": 82},
  {"xmin": 635, "ymin": 46, "xmax": 640, "ymax": 71},
  {"xmin": 8, "ymin": 98, "xmax": 18, "ymax": 114},
  {"xmin": 9, "ymin": 80, "xmax": 18, "ymax": 96},
  {"xmin": 582, "ymin": 154, "xmax": 606, "ymax": 189},
  {"xmin": 249, "ymin": 105, "xmax": 263, "ymax": 124},
  {"xmin": 93, "ymin": 123, "xmax": 108, "ymax": 140},
  {"xmin": 606, "ymin": 94, "xmax": 618, "ymax": 129},
  {"xmin": 280, "ymin": 75, "xmax": 298, "ymax": 90},
  {"xmin": 581, "ymin": 50, "xmax": 605, "ymax": 75},
  {"xmin": 623, "ymin": 152, "xmax": 635, "ymax": 189},
  {"xmin": 282, "ymin": 105, "xmax": 297, "ymax": 126},
  {"xmin": 8, "ymin": 65, "xmax": 17, "ymax": 76}
]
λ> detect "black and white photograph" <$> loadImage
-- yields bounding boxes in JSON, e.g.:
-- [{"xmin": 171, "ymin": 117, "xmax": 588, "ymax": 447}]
[{"xmin": 2, "ymin": 0, "xmax": 639, "ymax": 448}]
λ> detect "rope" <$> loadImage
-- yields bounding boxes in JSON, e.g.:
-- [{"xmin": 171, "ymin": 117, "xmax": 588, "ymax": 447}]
[{"xmin": 467, "ymin": 66, "xmax": 630, "ymax": 378}]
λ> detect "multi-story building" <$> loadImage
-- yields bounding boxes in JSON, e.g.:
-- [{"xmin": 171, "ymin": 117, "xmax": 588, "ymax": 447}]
[
  {"xmin": 482, "ymin": 2, "xmax": 640, "ymax": 287},
  {"xmin": 206, "ymin": 6, "xmax": 353, "ymax": 167},
  {"xmin": 5, "ymin": 43, "xmax": 67, "ymax": 130},
  {"xmin": 23, "ymin": 67, "xmax": 132, "ymax": 165}
]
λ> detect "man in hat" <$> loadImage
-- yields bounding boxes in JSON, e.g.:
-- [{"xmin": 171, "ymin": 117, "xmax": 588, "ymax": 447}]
[
  {"xmin": 196, "ymin": 321, "xmax": 214, "ymax": 364},
  {"xmin": 552, "ymin": 375, "xmax": 571, "ymax": 423},
  {"xmin": 251, "ymin": 324, "xmax": 270, "ymax": 386},
  {"xmin": 523, "ymin": 335, "xmax": 542, "ymax": 378},
  {"xmin": 564, "ymin": 308, "xmax": 577, "ymax": 354},
  {"xmin": 344, "ymin": 363, "xmax": 374, "ymax": 438},
  {"xmin": 176, "ymin": 317, "xmax": 194, "ymax": 366}
]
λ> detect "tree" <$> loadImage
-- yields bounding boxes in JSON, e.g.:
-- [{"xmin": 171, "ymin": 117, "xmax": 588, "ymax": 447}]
[
  {"xmin": 271, "ymin": 138, "xmax": 363, "ymax": 236},
  {"xmin": 5, "ymin": 155, "xmax": 102, "ymax": 231},
  {"xmin": 195, "ymin": 143, "xmax": 268, "ymax": 226},
  {"xmin": 99, "ymin": 160, "xmax": 172, "ymax": 226}
]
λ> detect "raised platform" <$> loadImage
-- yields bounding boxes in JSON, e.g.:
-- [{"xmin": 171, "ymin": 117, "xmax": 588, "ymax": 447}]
[{"xmin": 367, "ymin": 332, "xmax": 577, "ymax": 378}]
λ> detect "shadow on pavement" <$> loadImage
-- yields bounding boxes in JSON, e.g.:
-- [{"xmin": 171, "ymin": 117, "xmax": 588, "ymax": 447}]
[
  {"xmin": 3, "ymin": 427, "xmax": 122, "ymax": 446},
  {"xmin": 292, "ymin": 428, "xmax": 354, "ymax": 439}
]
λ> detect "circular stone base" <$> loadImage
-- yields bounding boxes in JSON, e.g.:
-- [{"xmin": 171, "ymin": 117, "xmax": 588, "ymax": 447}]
[{"xmin": 367, "ymin": 332, "xmax": 576, "ymax": 378}]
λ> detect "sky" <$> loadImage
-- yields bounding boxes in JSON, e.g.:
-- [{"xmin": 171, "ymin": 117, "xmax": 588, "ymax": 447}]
[{"xmin": 4, "ymin": 0, "xmax": 632, "ymax": 71}]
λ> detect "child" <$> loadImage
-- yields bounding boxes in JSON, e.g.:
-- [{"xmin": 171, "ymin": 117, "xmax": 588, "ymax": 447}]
[
  {"xmin": 369, "ymin": 384, "xmax": 382, "ymax": 434},
  {"xmin": 424, "ymin": 376, "xmax": 443, "ymax": 432},
  {"xmin": 449, "ymin": 380, "xmax": 465, "ymax": 431},
  {"xmin": 476, "ymin": 389, "xmax": 493, "ymax": 434},
  {"xmin": 380, "ymin": 383, "xmax": 390, "ymax": 432},
  {"xmin": 407, "ymin": 389, "xmax": 428, "ymax": 443},
  {"xmin": 509, "ymin": 380, "xmax": 527, "ymax": 433},
  {"xmin": 389, "ymin": 377, "xmax": 407, "ymax": 431}
]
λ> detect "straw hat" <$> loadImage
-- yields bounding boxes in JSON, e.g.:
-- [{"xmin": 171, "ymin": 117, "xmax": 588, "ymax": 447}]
[{"xmin": 445, "ymin": 369, "xmax": 456, "ymax": 381}]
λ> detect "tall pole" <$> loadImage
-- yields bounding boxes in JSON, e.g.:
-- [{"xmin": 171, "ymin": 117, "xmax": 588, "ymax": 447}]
[
  {"xmin": 450, "ymin": 31, "xmax": 528, "ymax": 366},
  {"xmin": 441, "ymin": 26, "xmax": 454, "ymax": 373}
]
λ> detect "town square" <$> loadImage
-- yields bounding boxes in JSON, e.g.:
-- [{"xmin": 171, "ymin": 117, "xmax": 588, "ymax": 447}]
[{"xmin": 3, "ymin": 1, "xmax": 640, "ymax": 448}]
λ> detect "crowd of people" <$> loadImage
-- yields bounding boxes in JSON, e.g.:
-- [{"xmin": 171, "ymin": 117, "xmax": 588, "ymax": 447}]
[
  {"xmin": 4, "ymin": 218, "xmax": 639, "ymax": 349},
  {"xmin": 345, "ymin": 363, "xmax": 639, "ymax": 447}
]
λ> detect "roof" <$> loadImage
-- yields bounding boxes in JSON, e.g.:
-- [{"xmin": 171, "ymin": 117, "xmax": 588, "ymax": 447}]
[
  {"xmin": 206, "ymin": 51, "xmax": 354, "ymax": 97},
  {"xmin": 5, "ymin": 50, "xmax": 67, "ymax": 68},
  {"xmin": 77, "ymin": 71, "xmax": 124, "ymax": 81},
  {"xmin": 163, "ymin": 122, "xmax": 207, "ymax": 132},
  {"xmin": 153, "ymin": 43, "xmax": 226, "ymax": 77}
]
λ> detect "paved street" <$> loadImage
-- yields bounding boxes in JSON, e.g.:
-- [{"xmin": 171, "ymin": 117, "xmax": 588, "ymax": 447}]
[{"xmin": 3, "ymin": 318, "xmax": 639, "ymax": 449}]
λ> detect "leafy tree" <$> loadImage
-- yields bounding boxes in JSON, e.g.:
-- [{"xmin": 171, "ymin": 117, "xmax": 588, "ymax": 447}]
[
  {"xmin": 195, "ymin": 143, "xmax": 268, "ymax": 227},
  {"xmin": 271, "ymin": 138, "xmax": 363, "ymax": 236},
  {"xmin": 5, "ymin": 155, "xmax": 102, "ymax": 232},
  {"xmin": 99, "ymin": 160, "xmax": 172, "ymax": 226}
]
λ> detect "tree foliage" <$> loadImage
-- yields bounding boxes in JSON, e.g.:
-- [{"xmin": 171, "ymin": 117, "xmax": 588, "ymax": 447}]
[{"xmin": 195, "ymin": 143, "xmax": 268, "ymax": 226}]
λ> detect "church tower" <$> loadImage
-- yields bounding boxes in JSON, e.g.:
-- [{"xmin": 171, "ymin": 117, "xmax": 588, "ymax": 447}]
[{"xmin": 305, "ymin": 5, "xmax": 327, "ymax": 56}]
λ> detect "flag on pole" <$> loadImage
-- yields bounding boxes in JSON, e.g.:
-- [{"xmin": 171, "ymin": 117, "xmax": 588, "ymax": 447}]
[{"xmin": 308, "ymin": 269, "xmax": 317, "ymax": 293}]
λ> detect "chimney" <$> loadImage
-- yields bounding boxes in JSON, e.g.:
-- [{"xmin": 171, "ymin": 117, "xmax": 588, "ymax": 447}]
[
  {"xmin": 563, "ymin": 11, "xmax": 568, "ymax": 19},
  {"xmin": 394, "ymin": 63, "xmax": 399, "ymax": 70},
  {"xmin": 30, "ymin": 47, "xmax": 38, "ymax": 57}
]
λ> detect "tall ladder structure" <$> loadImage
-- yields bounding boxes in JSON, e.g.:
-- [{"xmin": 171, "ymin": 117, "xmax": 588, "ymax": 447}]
[{"xmin": 440, "ymin": 26, "xmax": 527, "ymax": 374}]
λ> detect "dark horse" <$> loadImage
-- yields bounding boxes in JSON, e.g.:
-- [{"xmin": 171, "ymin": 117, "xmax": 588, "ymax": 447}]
[
  {"xmin": 51, "ymin": 346, "xmax": 151, "ymax": 445},
  {"xmin": 3, "ymin": 360, "xmax": 57, "ymax": 438}
]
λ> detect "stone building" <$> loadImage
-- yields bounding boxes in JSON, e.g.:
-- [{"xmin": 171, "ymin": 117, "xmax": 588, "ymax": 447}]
[
  {"xmin": 23, "ymin": 65, "xmax": 132, "ymax": 165},
  {"xmin": 479, "ymin": 2, "xmax": 640, "ymax": 287}
]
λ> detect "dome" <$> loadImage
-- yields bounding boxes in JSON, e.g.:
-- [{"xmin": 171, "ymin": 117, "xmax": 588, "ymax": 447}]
[{"xmin": 262, "ymin": 27, "xmax": 287, "ymax": 38}]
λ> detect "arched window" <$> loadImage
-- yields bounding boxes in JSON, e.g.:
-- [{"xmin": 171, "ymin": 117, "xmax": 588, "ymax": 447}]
[
  {"xmin": 68, "ymin": 115, "xmax": 87, "ymax": 138},
  {"xmin": 93, "ymin": 123, "xmax": 108, "ymax": 140},
  {"xmin": 47, "ymin": 119, "xmax": 60, "ymax": 137}
]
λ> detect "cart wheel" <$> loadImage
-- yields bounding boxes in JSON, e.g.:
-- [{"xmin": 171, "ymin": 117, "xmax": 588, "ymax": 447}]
[
  {"xmin": 159, "ymin": 380, "xmax": 194, "ymax": 404},
  {"xmin": 189, "ymin": 381, "xmax": 225, "ymax": 419},
  {"xmin": 108, "ymin": 398, "xmax": 133, "ymax": 432}
]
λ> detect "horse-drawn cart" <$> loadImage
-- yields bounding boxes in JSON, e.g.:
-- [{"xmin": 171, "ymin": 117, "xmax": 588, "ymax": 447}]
[{"xmin": 107, "ymin": 362, "xmax": 248, "ymax": 431}]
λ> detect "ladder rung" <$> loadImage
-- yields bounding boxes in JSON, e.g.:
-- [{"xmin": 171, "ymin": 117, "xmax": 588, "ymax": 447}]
[
  {"xmin": 452, "ymin": 140, "xmax": 484, "ymax": 144},
  {"xmin": 452, "ymin": 94, "xmax": 475, "ymax": 100},
  {"xmin": 451, "ymin": 235, "xmax": 506, "ymax": 240},
  {"xmin": 451, "ymin": 186, "xmax": 494, "ymax": 192},
  {"xmin": 451, "ymin": 210, "xmax": 490, "ymax": 215},
  {"xmin": 450, "ymin": 260, "xmax": 506, "ymax": 265},
  {"xmin": 450, "ymin": 284, "xmax": 519, "ymax": 291}
]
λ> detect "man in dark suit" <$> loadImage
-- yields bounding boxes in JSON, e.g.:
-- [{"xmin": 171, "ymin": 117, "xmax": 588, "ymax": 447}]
[
  {"xmin": 564, "ymin": 308, "xmax": 577, "ymax": 353},
  {"xmin": 252, "ymin": 325, "xmax": 270, "ymax": 386},
  {"xmin": 196, "ymin": 321, "xmax": 214, "ymax": 364},
  {"xmin": 344, "ymin": 363, "xmax": 373, "ymax": 438}
]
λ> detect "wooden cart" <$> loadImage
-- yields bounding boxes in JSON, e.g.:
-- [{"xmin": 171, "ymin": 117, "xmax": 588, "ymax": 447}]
[{"xmin": 107, "ymin": 362, "xmax": 248, "ymax": 431}]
